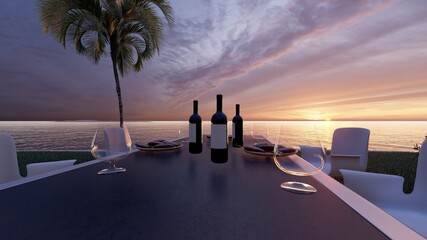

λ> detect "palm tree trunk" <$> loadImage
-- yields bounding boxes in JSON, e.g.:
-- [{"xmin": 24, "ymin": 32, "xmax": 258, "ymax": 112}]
[
  {"xmin": 112, "ymin": 61, "xmax": 124, "ymax": 128},
  {"xmin": 110, "ymin": 44, "xmax": 124, "ymax": 128}
]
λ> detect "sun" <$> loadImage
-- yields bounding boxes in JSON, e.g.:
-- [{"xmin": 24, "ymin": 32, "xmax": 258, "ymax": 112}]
[{"xmin": 305, "ymin": 113, "xmax": 332, "ymax": 121}]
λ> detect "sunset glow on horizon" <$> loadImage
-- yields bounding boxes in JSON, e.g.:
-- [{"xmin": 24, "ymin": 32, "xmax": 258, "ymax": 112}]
[{"xmin": 0, "ymin": 0, "xmax": 426, "ymax": 121}]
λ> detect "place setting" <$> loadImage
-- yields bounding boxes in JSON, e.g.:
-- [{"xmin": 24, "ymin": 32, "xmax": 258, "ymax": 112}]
[
  {"xmin": 243, "ymin": 142, "xmax": 298, "ymax": 156},
  {"xmin": 134, "ymin": 139, "xmax": 183, "ymax": 151},
  {"xmin": 243, "ymin": 122, "xmax": 298, "ymax": 157}
]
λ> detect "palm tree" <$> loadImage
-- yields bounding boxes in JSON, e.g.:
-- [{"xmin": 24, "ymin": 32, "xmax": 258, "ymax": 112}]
[{"xmin": 39, "ymin": 0, "xmax": 174, "ymax": 127}]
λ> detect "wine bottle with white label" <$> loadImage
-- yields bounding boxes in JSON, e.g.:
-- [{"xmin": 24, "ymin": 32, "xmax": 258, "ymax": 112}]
[
  {"xmin": 211, "ymin": 94, "xmax": 228, "ymax": 163},
  {"xmin": 232, "ymin": 104, "xmax": 244, "ymax": 147},
  {"xmin": 189, "ymin": 100, "xmax": 202, "ymax": 154}
]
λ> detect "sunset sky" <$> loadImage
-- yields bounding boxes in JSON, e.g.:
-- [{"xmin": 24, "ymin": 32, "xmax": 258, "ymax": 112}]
[{"xmin": 0, "ymin": 0, "xmax": 426, "ymax": 121}]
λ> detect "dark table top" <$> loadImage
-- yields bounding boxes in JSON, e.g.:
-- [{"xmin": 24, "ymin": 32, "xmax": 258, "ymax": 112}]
[{"xmin": 0, "ymin": 136, "xmax": 388, "ymax": 240}]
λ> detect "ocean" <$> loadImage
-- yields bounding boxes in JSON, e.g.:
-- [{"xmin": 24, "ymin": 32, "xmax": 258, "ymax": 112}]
[{"xmin": 0, "ymin": 121, "xmax": 425, "ymax": 152}]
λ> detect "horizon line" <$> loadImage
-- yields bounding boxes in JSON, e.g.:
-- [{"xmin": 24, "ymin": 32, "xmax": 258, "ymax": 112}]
[{"xmin": 1, "ymin": 119, "xmax": 427, "ymax": 122}]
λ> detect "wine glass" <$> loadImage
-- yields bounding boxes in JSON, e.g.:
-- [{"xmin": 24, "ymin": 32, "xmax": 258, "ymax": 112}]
[
  {"xmin": 91, "ymin": 126, "xmax": 132, "ymax": 175},
  {"xmin": 178, "ymin": 127, "xmax": 190, "ymax": 143},
  {"xmin": 272, "ymin": 124, "xmax": 325, "ymax": 194},
  {"xmin": 250, "ymin": 121, "xmax": 268, "ymax": 144}
]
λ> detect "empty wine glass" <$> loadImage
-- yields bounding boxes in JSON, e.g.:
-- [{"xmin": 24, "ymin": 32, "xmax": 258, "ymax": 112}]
[
  {"xmin": 91, "ymin": 126, "xmax": 132, "ymax": 175},
  {"xmin": 250, "ymin": 121, "xmax": 268, "ymax": 144},
  {"xmin": 273, "ymin": 125, "xmax": 325, "ymax": 194}
]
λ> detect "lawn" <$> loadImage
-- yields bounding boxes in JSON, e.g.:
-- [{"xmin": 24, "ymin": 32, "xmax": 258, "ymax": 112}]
[{"xmin": 367, "ymin": 151, "xmax": 418, "ymax": 194}]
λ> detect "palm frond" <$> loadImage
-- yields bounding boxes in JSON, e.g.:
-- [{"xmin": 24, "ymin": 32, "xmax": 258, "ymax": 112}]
[
  {"xmin": 144, "ymin": 0, "xmax": 175, "ymax": 27},
  {"xmin": 40, "ymin": 0, "xmax": 107, "ymax": 63},
  {"xmin": 39, "ymin": 0, "xmax": 76, "ymax": 37},
  {"xmin": 103, "ymin": 0, "xmax": 122, "ymax": 35},
  {"xmin": 112, "ymin": 0, "xmax": 168, "ymax": 73},
  {"xmin": 116, "ymin": 43, "xmax": 135, "ymax": 75}
]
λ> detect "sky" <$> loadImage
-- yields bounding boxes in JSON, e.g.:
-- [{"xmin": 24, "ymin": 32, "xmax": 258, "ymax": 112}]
[{"xmin": 0, "ymin": 0, "xmax": 426, "ymax": 121}]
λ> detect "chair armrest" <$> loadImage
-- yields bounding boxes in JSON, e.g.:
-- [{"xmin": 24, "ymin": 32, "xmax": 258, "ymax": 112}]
[
  {"xmin": 340, "ymin": 169, "xmax": 405, "ymax": 205},
  {"xmin": 27, "ymin": 160, "xmax": 76, "ymax": 177}
]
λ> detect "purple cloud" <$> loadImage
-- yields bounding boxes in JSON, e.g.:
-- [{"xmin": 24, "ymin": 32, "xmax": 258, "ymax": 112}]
[{"xmin": 145, "ymin": 0, "xmax": 399, "ymax": 106}]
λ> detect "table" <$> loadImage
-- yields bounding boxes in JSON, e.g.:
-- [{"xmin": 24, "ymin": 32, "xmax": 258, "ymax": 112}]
[{"xmin": 0, "ymin": 136, "xmax": 415, "ymax": 239}]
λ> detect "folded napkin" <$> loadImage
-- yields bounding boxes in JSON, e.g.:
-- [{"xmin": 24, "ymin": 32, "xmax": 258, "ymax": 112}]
[
  {"xmin": 244, "ymin": 142, "xmax": 296, "ymax": 155},
  {"xmin": 136, "ymin": 140, "xmax": 180, "ymax": 148}
]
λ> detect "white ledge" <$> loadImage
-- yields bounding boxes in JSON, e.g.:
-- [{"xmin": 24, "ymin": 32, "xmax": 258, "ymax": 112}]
[{"xmin": 289, "ymin": 154, "xmax": 425, "ymax": 240}]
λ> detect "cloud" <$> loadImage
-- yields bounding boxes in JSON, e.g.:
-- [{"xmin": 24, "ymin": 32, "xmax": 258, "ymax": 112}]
[
  {"xmin": 200, "ymin": 0, "xmax": 427, "ymax": 116},
  {"xmin": 1, "ymin": 0, "xmax": 426, "ymax": 121},
  {"xmin": 144, "ymin": 0, "xmax": 399, "ymax": 106},
  {"xmin": 283, "ymin": 90, "xmax": 427, "ymax": 110}
]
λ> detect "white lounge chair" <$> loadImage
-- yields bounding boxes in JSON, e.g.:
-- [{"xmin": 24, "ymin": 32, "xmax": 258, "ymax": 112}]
[
  {"xmin": 0, "ymin": 133, "xmax": 76, "ymax": 184},
  {"xmin": 340, "ymin": 140, "xmax": 427, "ymax": 237},
  {"xmin": 300, "ymin": 127, "xmax": 370, "ymax": 177}
]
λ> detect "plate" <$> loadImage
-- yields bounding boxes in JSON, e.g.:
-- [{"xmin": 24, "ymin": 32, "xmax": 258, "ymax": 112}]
[
  {"xmin": 136, "ymin": 143, "xmax": 183, "ymax": 151},
  {"xmin": 243, "ymin": 148, "xmax": 298, "ymax": 157}
]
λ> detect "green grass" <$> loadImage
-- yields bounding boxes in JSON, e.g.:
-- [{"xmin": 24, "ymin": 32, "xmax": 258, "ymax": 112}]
[
  {"xmin": 17, "ymin": 151, "xmax": 94, "ymax": 177},
  {"xmin": 367, "ymin": 151, "xmax": 418, "ymax": 194}
]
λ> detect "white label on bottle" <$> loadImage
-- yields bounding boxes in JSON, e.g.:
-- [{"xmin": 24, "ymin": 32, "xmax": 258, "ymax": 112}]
[
  {"xmin": 232, "ymin": 123, "xmax": 236, "ymax": 138},
  {"xmin": 189, "ymin": 123, "xmax": 197, "ymax": 142},
  {"xmin": 211, "ymin": 124, "xmax": 227, "ymax": 149}
]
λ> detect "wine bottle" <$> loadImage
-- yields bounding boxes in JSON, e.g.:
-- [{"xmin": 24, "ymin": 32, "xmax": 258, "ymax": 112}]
[
  {"xmin": 232, "ymin": 104, "xmax": 244, "ymax": 147},
  {"xmin": 189, "ymin": 100, "xmax": 203, "ymax": 154},
  {"xmin": 210, "ymin": 94, "xmax": 228, "ymax": 163}
]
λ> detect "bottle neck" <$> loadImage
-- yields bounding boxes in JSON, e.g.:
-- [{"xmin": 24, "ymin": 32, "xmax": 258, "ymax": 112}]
[
  {"xmin": 216, "ymin": 95, "xmax": 222, "ymax": 112},
  {"xmin": 235, "ymin": 104, "xmax": 240, "ymax": 115},
  {"xmin": 193, "ymin": 100, "xmax": 198, "ymax": 114}
]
